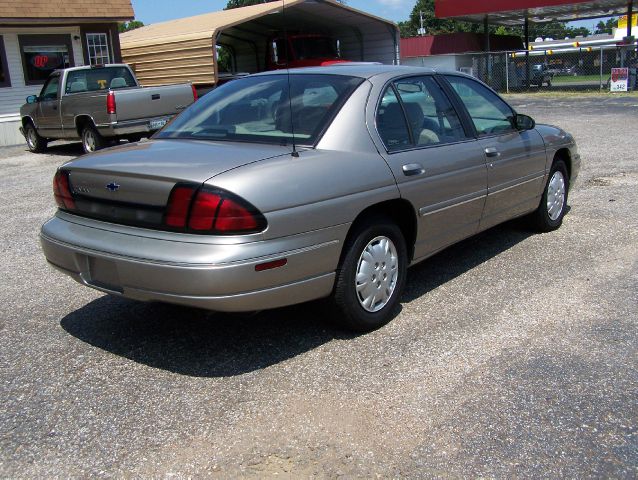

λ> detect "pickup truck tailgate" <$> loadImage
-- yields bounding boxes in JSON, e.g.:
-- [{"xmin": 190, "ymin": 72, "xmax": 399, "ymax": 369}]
[{"xmin": 114, "ymin": 84, "xmax": 194, "ymax": 122}]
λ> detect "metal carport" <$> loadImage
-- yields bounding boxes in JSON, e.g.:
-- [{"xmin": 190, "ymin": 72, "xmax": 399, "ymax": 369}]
[{"xmin": 119, "ymin": 0, "xmax": 399, "ymax": 88}]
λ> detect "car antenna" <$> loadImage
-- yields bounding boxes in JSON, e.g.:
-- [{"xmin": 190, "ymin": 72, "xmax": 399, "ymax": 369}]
[{"xmin": 282, "ymin": 0, "xmax": 299, "ymax": 158}]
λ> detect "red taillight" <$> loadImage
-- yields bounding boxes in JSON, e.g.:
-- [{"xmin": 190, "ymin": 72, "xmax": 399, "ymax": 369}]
[
  {"xmin": 215, "ymin": 198, "xmax": 259, "ymax": 232},
  {"xmin": 164, "ymin": 185, "xmax": 265, "ymax": 234},
  {"xmin": 53, "ymin": 170, "xmax": 75, "ymax": 210},
  {"xmin": 191, "ymin": 84, "xmax": 198, "ymax": 102},
  {"xmin": 188, "ymin": 191, "xmax": 221, "ymax": 231},
  {"xmin": 106, "ymin": 91, "xmax": 116, "ymax": 114},
  {"xmin": 165, "ymin": 186, "xmax": 195, "ymax": 227}
]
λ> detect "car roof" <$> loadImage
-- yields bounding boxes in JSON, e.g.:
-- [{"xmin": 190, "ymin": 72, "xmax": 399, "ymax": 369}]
[{"xmin": 254, "ymin": 64, "xmax": 438, "ymax": 80}]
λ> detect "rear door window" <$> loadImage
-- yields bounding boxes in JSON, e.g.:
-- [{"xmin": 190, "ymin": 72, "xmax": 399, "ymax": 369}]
[{"xmin": 376, "ymin": 86, "xmax": 411, "ymax": 152}]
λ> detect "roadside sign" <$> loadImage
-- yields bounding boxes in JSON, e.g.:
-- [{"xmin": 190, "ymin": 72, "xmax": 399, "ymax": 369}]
[{"xmin": 610, "ymin": 68, "xmax": 629, "ymax": 92}]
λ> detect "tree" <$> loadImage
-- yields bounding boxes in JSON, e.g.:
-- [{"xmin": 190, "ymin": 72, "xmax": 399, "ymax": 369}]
[
  {"xmin": 595, "ymin": 18, "xmax": 617, "ymax": 35},
  {"xmin": 119, "ymin": 20, "xmax": 144, "ymax": 33}
]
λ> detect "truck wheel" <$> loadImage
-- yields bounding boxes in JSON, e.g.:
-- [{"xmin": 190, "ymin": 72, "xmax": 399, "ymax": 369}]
[
  {"xmin": 81, "ymin": 125, "xmax": 106, "ymax": 154},
  {"xmin": 24, "ymin": 123, "xmax": 48, "ymax": 153}
]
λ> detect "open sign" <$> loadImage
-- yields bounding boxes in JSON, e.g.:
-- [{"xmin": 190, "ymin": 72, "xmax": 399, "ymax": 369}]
[{"xmin": 29, "ymin": 53, "xmax": 63, "ymax": 70}]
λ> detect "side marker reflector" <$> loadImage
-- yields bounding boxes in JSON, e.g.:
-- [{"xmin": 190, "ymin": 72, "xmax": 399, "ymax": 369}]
[{"xmin": 255, "ymin": 258, "xmax": 287, "ymax": 272}]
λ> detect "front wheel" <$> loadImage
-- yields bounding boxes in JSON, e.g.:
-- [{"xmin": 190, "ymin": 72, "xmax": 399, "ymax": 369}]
[
  {"xmin": 24, "ymin": 123, "xmax": 48, "ymax": 153},
  {"xmin": 330, "ymin": 218, "xmax": 407, "ymax": 332},
  {"xmin": 528, "ymin": 160, "xmax": 569, "ymax": 232},
  {"xmin": 81, "ymin": 125, "xmax": 106, "ymax": 154}
]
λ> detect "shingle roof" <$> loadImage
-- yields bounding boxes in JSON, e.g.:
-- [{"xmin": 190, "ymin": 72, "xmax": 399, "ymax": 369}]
[{"xmin": 0, "ymin": 0, "xmax": 134, "ymax": 20}]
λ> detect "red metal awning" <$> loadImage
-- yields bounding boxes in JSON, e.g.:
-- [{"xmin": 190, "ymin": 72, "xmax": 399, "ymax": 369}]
[{"xmin": 436, "ymin": 0, "xmax": 632, "ymax": 25}]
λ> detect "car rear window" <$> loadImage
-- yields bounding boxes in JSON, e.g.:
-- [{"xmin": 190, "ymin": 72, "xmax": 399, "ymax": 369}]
[
  {"xmin": 65, "ymin": 67, "xmax": 136, "ymax": 94},
  {"xmin": 156, "ymin": 74, "xmax": 364, "ymax": 147}
]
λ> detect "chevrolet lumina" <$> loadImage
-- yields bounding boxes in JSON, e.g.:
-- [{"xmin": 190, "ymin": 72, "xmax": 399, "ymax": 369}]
[{"xmin": 40, "ymin": 65, "xmax": 580, "ymax": 331}]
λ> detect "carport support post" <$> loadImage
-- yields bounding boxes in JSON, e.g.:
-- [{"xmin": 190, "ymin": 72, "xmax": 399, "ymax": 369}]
[
  {"xmin": 524, "ymin": 16, "xmax": 530, "ymax": 90},
  {"xmin": 600, "ymin": 46, "xmax": 604, "ymax": 91},
  {"xmin": 484, "ymin": 15, "xmax": 491, "ymax": 85},
  {"xmin": 628, "ymin": 0, "xmax": 634, "ymax": 40}
]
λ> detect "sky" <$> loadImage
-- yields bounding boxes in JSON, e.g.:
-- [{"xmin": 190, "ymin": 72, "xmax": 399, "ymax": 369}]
[
  {"xmin": 131, "ymin": 0, "xmax": 422, "ymax": 25},
  {"xmin": 130, "ymin": 0, "xmax": 611, "ymax": 31}
]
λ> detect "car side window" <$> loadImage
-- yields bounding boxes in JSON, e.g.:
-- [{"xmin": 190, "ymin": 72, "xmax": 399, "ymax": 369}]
[
  {"xmin": 376, "ymin": 86, "xmax": 411, "ymax": 152},
  {"xmin": 394, "ymin": 76, "xmax": 466, "ymax": 146},
  {"xmin": 446, "ymin": 75, "xmax": 515, "ymax": 136},
  {"xmin": 40, "ymin": 76, "xmax": 60, "ymax": 101}
]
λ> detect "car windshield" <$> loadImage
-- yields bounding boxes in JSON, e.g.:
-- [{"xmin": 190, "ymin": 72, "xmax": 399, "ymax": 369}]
[
  {"xmin": 156, "ymin": 74, "xmax": 363, "ymax": 146},
  {"xmin": 65, "ymin": 67, "xmax": 136, "ymax": 94}
]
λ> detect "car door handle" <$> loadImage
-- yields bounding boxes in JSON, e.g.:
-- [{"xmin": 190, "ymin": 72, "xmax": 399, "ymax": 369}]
[
  {"xmin": 402, "ymin": 163, "xmax": 425, "ymax": 176},
  {"xmin": 484, "ymin": 147, "xmax": 500, "ymax": 157}
]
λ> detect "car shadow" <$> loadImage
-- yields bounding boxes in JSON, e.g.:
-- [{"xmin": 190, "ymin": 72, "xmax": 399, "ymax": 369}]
[
  {"xmin": 60, "ymin": 219, "xmax": 539, "ymax": 378},
  {"xmin": 61, "ymin": 297, "xmax": 357, "ymax": 378},
  {"xmin": 44, "ymin": 142, "xmax": 85, "ymax": 157},
  {"xmin": 402, "ymin": 220, "xmax": 535, "ymax": 302}
]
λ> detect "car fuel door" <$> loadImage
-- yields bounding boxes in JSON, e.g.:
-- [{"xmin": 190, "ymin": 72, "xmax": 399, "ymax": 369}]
[{"xmin": 374, "ymin": 77, "xmax": 488, "ymax": 262}]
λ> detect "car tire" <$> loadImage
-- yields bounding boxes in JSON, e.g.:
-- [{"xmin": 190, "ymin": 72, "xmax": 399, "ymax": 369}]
[
  {"xmin": 81, "ymin": 124, "xmax": 106, "ymax": 154},
  {"xmin": 24, "ymin": 123, "xmax": 48, "ymax": 153},
  {"xmin": 329, "ymin": 217, "xmax": 407, "ymax": 332},
  {"xmin": 528, "ymin": 159, "xmax": 569, "ymax": 232}
]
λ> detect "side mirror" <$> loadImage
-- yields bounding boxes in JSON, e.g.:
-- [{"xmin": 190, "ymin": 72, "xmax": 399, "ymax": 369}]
[
  {"xmin": 26, "ymin": 95, "xmax": 38, "ymax": 104},
  {"xmin": 515, "ymin": 113, "xmax": 535, "ymax": 131}
]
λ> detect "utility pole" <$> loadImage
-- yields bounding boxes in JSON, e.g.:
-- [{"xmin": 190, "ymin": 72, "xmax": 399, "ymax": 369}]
[{"xmin": 418, "ymin": 10, "xmax": 426, "ymax": 36}]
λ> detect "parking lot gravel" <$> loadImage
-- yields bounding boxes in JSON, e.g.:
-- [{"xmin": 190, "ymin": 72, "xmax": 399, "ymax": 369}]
[{"xmin": 1, "ymin": 94, "xmax": 636, "ymax": 478}]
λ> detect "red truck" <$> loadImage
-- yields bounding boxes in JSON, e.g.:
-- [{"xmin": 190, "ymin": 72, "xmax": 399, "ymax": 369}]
[{"xmin": 267, "ymin": 33, "xmax": 349, "ymax": 70}]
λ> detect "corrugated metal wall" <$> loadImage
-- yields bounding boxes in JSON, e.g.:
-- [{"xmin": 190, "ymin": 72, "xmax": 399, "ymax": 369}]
[{"xmin": 122, "ymin": 37, "xmax": 216, "ymax": 86}]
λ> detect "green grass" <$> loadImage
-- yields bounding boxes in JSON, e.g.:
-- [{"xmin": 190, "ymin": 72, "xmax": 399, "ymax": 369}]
[{"xmin": 552, "ymin": 74, "xmax": 603, "ymax": 84}]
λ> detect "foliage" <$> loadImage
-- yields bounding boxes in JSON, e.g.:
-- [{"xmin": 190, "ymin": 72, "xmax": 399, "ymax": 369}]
[
  {"xmin": 595, "ymin": 18, "xmax": 618, "ymax": 35},
  {"xmin": 118, "ymin": 20, "xmax": 144, "ymax": 33}
]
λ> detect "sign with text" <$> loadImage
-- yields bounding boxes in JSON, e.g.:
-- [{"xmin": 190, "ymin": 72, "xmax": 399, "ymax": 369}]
[{"xmin": 610, "ymin": 68, "xmax": 629, "ymax": 92}]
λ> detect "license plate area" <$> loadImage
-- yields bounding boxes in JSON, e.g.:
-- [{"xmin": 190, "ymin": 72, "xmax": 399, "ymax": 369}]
[
  {"xmin": 149, "ymin": 118, "xmax": 168, "ymax": 130},
  {"xmin": 88, "ymin": 256, "xmax": 122, "ymax": 293}
]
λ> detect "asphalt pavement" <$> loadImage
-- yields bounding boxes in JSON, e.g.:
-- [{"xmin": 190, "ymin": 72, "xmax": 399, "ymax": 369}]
[{"xmin": 1, "ymin": 94, "xmax": 636, "ymax": 477}]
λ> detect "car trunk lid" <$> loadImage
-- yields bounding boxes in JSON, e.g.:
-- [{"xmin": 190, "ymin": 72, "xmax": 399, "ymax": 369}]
[{"xmin": 61, "ymin": 139, "xmax": 289, "ymax": 228}]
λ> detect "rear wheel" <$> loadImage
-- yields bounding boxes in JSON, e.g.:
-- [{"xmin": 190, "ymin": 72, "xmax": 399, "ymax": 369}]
[
  {"xmin": 330, "ymin": 217, "xmax": 407, "ymax": 332},
  {"xmin": 81, "ymin": 124, "xmax": 106, "ymax": 154},
  {"xmin": 528, "ymin": 159, "xmax": 569, "ymax": 232},
  {"xmin": 24, "ymin": 123, "xmax": 48, "ymax": 153}
]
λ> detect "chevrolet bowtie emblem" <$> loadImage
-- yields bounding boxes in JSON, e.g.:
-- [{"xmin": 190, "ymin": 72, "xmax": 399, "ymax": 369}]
[{"xmin": 106, "ymin": 182, "xmax": 120, "ymax": 192}]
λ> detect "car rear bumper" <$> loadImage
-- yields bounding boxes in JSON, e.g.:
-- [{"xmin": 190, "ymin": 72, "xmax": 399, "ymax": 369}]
[
  {"xmin": 40, "ymin": 212, "xmax": 345, "ymax": 312},
  {"xmin": 96, "ymin": 115, "xmax": 174, "ymax": 137}
]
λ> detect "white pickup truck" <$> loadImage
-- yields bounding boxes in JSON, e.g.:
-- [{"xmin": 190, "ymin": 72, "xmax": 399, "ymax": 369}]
[{"xmin": 20, "ymin": 64, "xmax": 197, "ymax": 154}]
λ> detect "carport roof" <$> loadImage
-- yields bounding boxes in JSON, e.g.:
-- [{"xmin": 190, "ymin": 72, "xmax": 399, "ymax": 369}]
[
  {"xmin": 435, "ymin": 0, "xmax": 632, "ymax": 25},
  {"xmin": 120, "ymin": 0, "xmax": 397, "ymax": 48}
]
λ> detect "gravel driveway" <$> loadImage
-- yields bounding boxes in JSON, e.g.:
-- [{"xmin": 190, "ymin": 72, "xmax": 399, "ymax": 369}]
[{"xmin": 1, "ymin": 95, "xmax": 636, "ymax": 477}]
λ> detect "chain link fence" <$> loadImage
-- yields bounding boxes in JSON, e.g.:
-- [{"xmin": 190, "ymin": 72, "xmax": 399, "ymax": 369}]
[{"xmin": 403, "ymin": 44, "xmax": 638, "ymax": 93}]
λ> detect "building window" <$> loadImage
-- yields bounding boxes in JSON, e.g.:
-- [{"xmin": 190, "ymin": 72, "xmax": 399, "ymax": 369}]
[
  {"xmin": 0, "ymin": 36, "xmax": 11, "ymax": 88},
  {"xmin": 86, "ymin": 33, "xmax": 111, "ymax": 65},
  {"xmin": 18, "ymin": 34, "xmax": 74, "ymax": 85}
]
